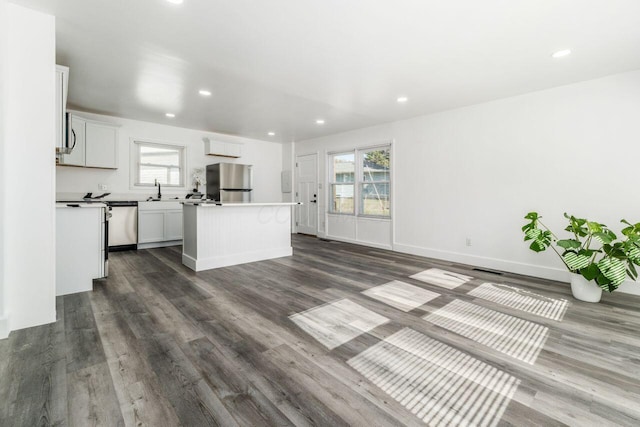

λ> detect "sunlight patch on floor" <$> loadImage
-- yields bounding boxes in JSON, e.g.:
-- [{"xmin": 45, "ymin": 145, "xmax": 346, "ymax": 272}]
[
  {"xmin": 348, "ymin": 328, "xmax": 520, "ymax": 426},
  {"xmin": 289, "ymin": 299, "xmax": 389, "ymax": 349},
  {"xmin": 468, "ymin": 283, "xmax": 569, "ymax": 321},
  {"xmin": 410, "ymin": 268, "xmax": 474, "ymax": 289},
  {"xmin": 363, "ymin": 280, "xmax": 441, "ymax": 312},
  {"xmin": 424, "ymin": 299, "xmax": 549, "ymax": 364}
]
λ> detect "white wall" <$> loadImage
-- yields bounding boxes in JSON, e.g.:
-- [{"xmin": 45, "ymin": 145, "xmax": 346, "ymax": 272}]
[
  {"xmin": 0, "ymin": 0, "xmax": 8, "ymax": 338},
  {"xmin": 296, "ymin": 70, "xmax": 640, "ymax": 294},
  {"xmin": 1, "ymin": 3, "xmax": 57, "ymax": 336},
  {"xmin": 56, "ymin": 112, "xmax": 283, "ymax": 203}
]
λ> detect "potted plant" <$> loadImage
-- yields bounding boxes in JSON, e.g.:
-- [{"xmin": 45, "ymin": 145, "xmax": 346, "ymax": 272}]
[{"xmin": 522, "ymin": 212, "xmax": 640, "ymax": 302}]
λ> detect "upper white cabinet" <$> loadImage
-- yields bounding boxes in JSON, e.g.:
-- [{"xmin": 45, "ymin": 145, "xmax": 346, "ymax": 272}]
[
  {"xmin": 59, "ymin": 115, "xmax": 119, "ymax": 169},
  {"xmin": 203, "ymin": 137, "xmax": 242, "ymax": 158},
  {"xmin": 55, "ymin": 65, "xmax": 69, "ymax": 154},
  {"xmin": 85, "ymin": 122, "xmax": 118, "ymax": 168}
]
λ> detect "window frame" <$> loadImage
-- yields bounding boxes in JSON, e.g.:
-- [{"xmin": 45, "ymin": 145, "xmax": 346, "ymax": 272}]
[
  {"xmin": 131, "ymin": 139, "xmax": 187, "ymax": 189},
  {"xmin": 328, "ymin": 151, "xmax": 356, "ymax": 215},
  {"xmin": 328, "ymin": 144, "xmax": 391, "ymax": 218},
  {"xmin": 358, "ymin": 146, "xmax": 391, "ymax": 218}
]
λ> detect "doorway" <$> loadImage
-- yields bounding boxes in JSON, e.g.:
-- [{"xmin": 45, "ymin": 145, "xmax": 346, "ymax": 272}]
[{"xmin": 295, "ymin": 153, "xmax": 318, "ymax": 236}]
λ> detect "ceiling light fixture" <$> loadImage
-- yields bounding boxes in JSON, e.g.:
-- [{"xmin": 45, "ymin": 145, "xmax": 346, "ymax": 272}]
[
  {"xmin": 397, "ymin": 96, "xmax": 408, "ymax": 103},
  {"xmin": 165, "ymin": 113, "xmax": 175, "ymax": 118},
  {"xmin": 166, "ymin": 0, "xmax": 184, "ymax": 4},
  {"xmin": 268, "ymin": 132, "xmax": 275, "ymax": 136},
  {"xmin": 316, "ymin": 119, "xmax": 325, "ymax": 125},
  {"xmin": 552, "ymin": 49, "xmax": 572, "ymax": 58},
  {"xmin": 199, "ymin": 90, "xmax": 211, "ymax": 96}
]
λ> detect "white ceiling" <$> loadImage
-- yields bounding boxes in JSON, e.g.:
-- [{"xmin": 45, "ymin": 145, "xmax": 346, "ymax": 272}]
[{"xmin": 14, "ymin": 0, "xmax": 640, "ymax": 142}]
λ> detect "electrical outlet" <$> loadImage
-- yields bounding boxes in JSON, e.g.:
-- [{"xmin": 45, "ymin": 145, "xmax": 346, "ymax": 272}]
[
  {"xmin": 98, "ymin": 184, "xmax": 108, "ymax": 191},
  {"xmin": 466, "ymin": 238, "xmax": 472, "ymax": 247}
]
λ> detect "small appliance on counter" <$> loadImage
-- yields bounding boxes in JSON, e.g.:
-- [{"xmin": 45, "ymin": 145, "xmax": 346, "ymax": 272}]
[{"xmin": 206, "ymin": 163, "xmax": 253, "ymax": 202}]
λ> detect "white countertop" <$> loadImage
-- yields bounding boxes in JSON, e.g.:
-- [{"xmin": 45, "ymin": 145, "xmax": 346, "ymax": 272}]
[
  {"xmin": 56, "ymin": 202, "xmax": 107, "ymax": 209},
  {"xmin": 182, "ymin": 201, "xmax": 301, "ymax": 207}
]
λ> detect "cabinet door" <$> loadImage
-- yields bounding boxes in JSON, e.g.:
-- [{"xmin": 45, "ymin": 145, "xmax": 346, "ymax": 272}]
[
  {"xmin": 164, "ymin": 210, "xmax": 183, "ymax": 240},
  {"xmin": 59, "ymin": 116, "xmax": 86, "ymax": 166},
  {"xmin": 225, "ymin": 142, "xmax": 242, "ymax": 158},
  {"xmin": 138, "ymin": 211, "xmax": 165, "ymax": 243},
  {"xmin": 85, "ymin": 122, "xmax": 118, "ymax": 169}
]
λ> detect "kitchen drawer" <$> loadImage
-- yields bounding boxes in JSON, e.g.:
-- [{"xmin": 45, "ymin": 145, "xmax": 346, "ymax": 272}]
[{"xmin": 138, "ymin": 201, "xmax": 182, "ymax": 211}]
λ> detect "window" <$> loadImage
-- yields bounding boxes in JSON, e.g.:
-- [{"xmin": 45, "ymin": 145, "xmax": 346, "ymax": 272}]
[
  {"xmin": 329, "ymin": 145, "xmax": 391, "ymax": 217},
  {"xmin": 133, "ymin": 141, "xmax": 185, "ymax": 187},
  {"xmin": 360, "ymin": 147, "xmax": 390, "ymax": 216},
  {"xmin": 329, "ymin": 152, "xmax": 355, "ymax": 214}
]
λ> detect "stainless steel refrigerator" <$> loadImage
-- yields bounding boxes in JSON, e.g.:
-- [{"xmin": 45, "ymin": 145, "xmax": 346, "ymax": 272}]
[{"xmin": 206, "ymin": 163, "xmax": 253, "ymax": 202}]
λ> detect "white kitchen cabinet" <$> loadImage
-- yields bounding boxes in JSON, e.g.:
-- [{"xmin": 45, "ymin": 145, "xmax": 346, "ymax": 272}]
[
  {"xmin": 204, "ymin": 138, "xmax": 242, "ymax": 158},
  {"xmin": 55, "ymin": 65, "xmax": 69, "ymax": 153},
  {"xmin": 138, "ymin": 211, "xmax": 166, "ymax": 243},
  {"xmin": 58, "ymin": 114, "xmax": 118, "ymax": 169},
  {"xmin": 138, "ymin": 201, "xmax": 183, "ymax": 248},
  {"xmin": 56, "ymin": 204, "xmax": 106, "ymax": 296},
  {"xmin": 85, "ymin": 121, "xmax": 118, "ymax": 168},
  {"xmin": 165, "ymin": 210, "xmax": 183, "ymax": 241}
]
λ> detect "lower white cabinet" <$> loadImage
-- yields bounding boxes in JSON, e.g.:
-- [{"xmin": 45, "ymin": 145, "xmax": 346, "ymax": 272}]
[
  {"xmin": 56, "ymin": 204, "xmax": 106, "ymax": 296},
  {"xmin": 138, "ymin": 202, "xmax": 183, "ymax": 247}
]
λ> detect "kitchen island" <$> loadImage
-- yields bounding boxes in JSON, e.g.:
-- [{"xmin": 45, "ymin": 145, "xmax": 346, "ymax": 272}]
[{"xmin": 182, "ymin": 201, "xmax": 299, "ymax": 271}]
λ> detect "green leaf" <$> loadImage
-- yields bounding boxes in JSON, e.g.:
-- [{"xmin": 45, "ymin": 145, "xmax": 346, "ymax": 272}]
[
  {"xmin": 597, "ymin": 257, "xmax": 627, "ymax": 288},
  {"xmin": 593, "ymin": 232, "xmax": 614, "ymax": 245},
  {"xmin": 628, "ymin": 262, "xmax": 638, "ymax": 281},
  {"xmin": 557, "ymin": 239, "xmax": 581, "ymax": 249},
  {"xmin": 627, "ymin": 245, "xmax": 640, "ymax": 262},
  {"xmin": 563, "ymin": 251, "xmax": 591, "ymax": 271},
  {"xmin": 578, "ymin": 248, "xmax": 598, "ymax": 257},
  {"xmin": 524, "ymin": 228, "xmax": 541, "ymax": 241},
  {"xmin": 587, "ymin": 221, "xmax": 603, "ymax": 233},
  {"xmin": 581, "ymin": 263, "xmax": 600, "ymax": 281}
]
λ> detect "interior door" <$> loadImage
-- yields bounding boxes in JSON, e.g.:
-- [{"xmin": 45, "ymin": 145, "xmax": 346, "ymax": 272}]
[{"xmin": 295, "ymin": 153, "xmax": 318, "ymax": 235}]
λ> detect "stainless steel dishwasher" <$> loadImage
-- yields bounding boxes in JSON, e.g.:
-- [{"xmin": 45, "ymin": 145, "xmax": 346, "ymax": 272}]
[{"xmin": 107, "ymin": 201, "xmax": 138, "ymax": 251}]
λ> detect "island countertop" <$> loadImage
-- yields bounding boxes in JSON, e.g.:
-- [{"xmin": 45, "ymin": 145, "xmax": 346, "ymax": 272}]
[{"xmin": 181, "ymin": 201, "xmax": 301, "ymax": 207}]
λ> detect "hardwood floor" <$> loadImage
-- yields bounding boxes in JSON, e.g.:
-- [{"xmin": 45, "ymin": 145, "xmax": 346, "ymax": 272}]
[{"xmin": 2, "ymin": 235, "xmax": 640, "ymax": 426}]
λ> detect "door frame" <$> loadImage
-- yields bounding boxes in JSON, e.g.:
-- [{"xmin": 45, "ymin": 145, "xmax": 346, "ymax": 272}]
[{"xmin": 294, "ymin": 152, "xmax": 319, "ymax": 236}]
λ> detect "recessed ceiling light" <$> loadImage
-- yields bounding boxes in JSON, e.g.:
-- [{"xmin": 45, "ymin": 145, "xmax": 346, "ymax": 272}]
[
  {"xmin": 268, "ymin": 132, "xmax": 275, "ymax": 136},
  {"xmin": 552, "ymin": 49, "xmax": 572, "ymax": 58},
  {"xmin": 198, "ymin": 90, "xmax": 211, "ymax": 96},
  {"xmin": 397, "ymin": 96, "xmax": 408, "ymax": 103},
  {"xmin": 166, "ymin": 0, "xmax": 184, "ymax": 4},
  {"xmin": 165, "ymin": 113, "xmax": 175, "ymax": 118},
  {"xmin": 316, "ymin": 119, "xmax": 325, "ymax": 125}
]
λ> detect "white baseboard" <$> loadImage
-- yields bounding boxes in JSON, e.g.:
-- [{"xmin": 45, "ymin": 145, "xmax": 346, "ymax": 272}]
[
  {"xmin": 393, "ymin": 242, "xmax": 640, "ymax": 296},
  {"xmin": 0, "ymin": 315, "xmax": 9, "ymax": 340},
  {"xmin": 183, "ymin": 247, "xmax": 293, "ymax": 272},
  {"xmin": 323, "ymin": 234, "xmax": 393, "ymax": 251},
  {"xmin": 137, "ymin": 240, "xmax": 182, "ymax": 250},
  {"xmin": 1, "ymin": 310, "xmax": 57, "ymax": 338}
]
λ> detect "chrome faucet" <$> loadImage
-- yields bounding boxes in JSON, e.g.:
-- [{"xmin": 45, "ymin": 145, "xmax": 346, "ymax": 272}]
[{"xmin": 155, "ymin": 179, "xmax": 162, "ymax": 199}]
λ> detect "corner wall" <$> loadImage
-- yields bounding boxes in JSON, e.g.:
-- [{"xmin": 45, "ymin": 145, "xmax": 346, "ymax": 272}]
[
  {"xmin": 296, "ymin": 70, "xmax": 640, "ymax": 294},
  {"xmin": 0, "ymin": 0, "xmax": 8, "ymax": 338},
  {"xmin": 2, "ymin": 3, "xmax": 57, "ymax": 335}
]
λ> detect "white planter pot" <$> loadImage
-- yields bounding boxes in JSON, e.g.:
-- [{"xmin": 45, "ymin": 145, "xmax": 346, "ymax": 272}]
[{"xmin": 570, "ymin": 273, "xmax": 603, "ymax": 303}]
